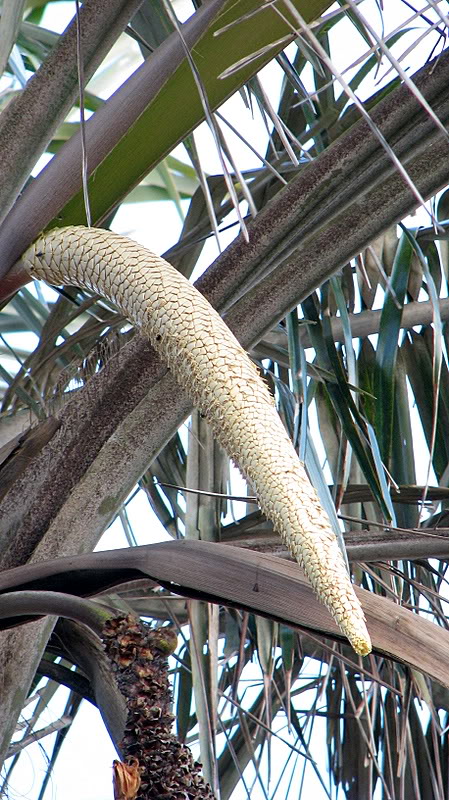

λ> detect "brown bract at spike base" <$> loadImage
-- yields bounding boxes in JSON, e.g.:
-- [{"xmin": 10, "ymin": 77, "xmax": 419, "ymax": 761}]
[
  {"xmin": 113, "ymin": 758, "xmax": 142, "ymax": 800},
  {"xmin": 18, "ymin": 225, "xmax": 371, "ymax": 656}
]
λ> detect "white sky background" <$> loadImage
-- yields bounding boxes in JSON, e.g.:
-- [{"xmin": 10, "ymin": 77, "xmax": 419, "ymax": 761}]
[{"xmin": 2, "ymin": 1, "xmax": 447, "ymax": 799}]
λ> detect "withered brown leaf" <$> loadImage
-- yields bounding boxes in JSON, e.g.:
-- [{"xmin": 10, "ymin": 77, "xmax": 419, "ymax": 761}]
[{"xmin": 113, "ymin": 758, "xmax": 142, "ymax": 800}]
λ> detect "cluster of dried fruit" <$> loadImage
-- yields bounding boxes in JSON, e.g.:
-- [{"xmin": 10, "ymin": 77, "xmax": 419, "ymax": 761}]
[{"xmin": 103, "ymin": 615, "xmax": 215, "ymax": 800}]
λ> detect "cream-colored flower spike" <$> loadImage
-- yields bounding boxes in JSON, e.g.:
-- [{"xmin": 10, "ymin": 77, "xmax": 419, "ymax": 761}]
[{"xmin": 19, "ymin": 226, "xmax": 371, "ymax": 656}]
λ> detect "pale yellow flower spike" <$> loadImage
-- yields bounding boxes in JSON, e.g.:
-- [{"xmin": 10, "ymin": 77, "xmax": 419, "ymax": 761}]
[{"xmin": 19, "ymin": 226, "xmax": 371, "ymax": 656}]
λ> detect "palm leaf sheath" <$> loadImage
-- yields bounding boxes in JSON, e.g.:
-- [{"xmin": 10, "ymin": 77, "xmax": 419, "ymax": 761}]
[{"xmin": 18, "ymin": 225, "xmax": 371, "ymax": 655}]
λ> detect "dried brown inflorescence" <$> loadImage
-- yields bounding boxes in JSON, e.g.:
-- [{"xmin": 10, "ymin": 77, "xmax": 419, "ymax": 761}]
[{"xmin": 103, "ymin": 615, "xmax": 215, "ymax": 800}]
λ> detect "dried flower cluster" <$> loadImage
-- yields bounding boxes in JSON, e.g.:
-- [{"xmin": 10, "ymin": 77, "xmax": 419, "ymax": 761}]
[{"xmin": 102, "ymin": 615, "xmax": 215, "ymax": 800}]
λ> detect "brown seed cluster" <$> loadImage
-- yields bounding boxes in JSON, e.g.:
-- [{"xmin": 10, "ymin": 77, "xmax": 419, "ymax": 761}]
[{"xmin": 102, "ymin": 615, "xmax": 215, "ymax": 800}]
